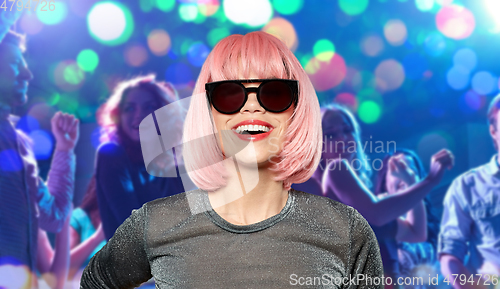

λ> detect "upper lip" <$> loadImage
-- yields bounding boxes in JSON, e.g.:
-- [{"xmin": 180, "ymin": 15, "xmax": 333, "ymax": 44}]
[{"xmin": 232, "ymin": 119, "xmax": 274, "ymax": 130}]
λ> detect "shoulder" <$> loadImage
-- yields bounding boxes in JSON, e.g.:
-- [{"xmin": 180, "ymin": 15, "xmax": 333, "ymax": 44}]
[
  {"xmin": 290, "ymin": 188, "xmax": 362, "ymax": 229},
  {"xmin": 96, "ymin": 142, "xmax": 127, "ymax": 165},
  {"xmin": 444, "ymin": 161, "xmax": 493, "ymax": 203},
  {"xmin": 141, "ymin": 190, "xmax": 199, "ymax": 227}
]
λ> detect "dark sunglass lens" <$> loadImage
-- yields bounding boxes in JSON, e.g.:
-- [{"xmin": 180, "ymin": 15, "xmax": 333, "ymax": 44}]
[
  {"xmin": 259, "ymin": 81, "xmax": 293, "ymax": 112},
  {"xmin": 212, "ymin": 82, "xmax": 246, "ymax": 113}
]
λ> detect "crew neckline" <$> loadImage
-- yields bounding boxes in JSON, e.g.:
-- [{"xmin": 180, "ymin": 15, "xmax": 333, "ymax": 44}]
[{"xmin": 202, "ymin": 189, "xmax": 295, "ymax": 234}]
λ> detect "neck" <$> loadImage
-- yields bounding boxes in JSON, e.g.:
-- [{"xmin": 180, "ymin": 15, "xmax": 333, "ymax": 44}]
[
  {"xmin": 208, "ymin": 158, "xmax": 289, "ymax": 226},
  {"xmin": 0, "ymin": 101, "xmax": 12, "ymax": 121}
]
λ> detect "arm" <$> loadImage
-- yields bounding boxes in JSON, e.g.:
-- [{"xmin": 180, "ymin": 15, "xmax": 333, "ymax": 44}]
[
  {"xmin": 395, "ymin": 200, "xmax": 427, "ymax": 243},
  {"xmin": 37, "ymin": 112, "xmax": 79, "ymax": 232},
  {"xmin": 95, "ymin": 143, "xmax": 142, "ymax": 239},
  {"xmin": 438, "ymin": 179, "xmax": 485, "ymax": 289},
  {"xmin": 69, "ymin": 223, "xmax": 105, "ymax": 276},
  {"xmin": 347, "ymin": 208, "xmax": 384, "ymax": 289},
  {"xmin": 324, "ymin": 149, "xmax": 453, "ymax": 226},
  {"xmin": 37, "ymin": 216, "xmax": 71, "ymax": 289},
  {"xmin": 80, "ymin": 206, "xmax": 152, "ymax": 288}
]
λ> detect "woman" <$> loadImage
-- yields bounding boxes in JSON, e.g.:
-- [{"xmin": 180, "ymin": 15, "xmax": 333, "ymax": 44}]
[
  {"xmin": 81, "ymin": 32, "xmax": 384, "ymax": 288},
  {"xmin": 294, "ymin": 105, "xmax": 453, "ymax": 227},
  {"xmin": 95, "ymin": 75, "xmax": 185, "ymax": 240},
  {"xmin": 374, "ymin": 150, "xmax": 440, "ymax": 288}
]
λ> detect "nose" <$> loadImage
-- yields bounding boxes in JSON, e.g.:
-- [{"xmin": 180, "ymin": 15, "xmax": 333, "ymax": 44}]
[{"xmin": 240, "ymin": 91, "xmax": 264, "ymax": 113}]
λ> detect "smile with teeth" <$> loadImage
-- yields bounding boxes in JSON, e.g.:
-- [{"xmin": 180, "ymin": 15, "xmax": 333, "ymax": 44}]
[{"xmin": 234, "ymin": 125, "xmax": 271, "ymax": 135}]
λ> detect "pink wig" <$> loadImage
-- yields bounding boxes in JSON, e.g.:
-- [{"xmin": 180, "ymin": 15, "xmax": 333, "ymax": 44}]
[{"xmin": 183, "ymin": 31, "xmax": 322, "ymax": 191}]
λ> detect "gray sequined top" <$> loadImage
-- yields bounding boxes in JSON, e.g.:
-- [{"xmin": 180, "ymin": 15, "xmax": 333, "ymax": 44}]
[{"xmin": 80, "ymin": 189, "xmax": 384, "ymax": 288}]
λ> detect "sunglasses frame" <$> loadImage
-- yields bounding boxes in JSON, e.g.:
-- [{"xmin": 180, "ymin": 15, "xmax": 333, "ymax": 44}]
[{"xmin": 205, "ymin": 79, "xmax": 299, "ymax": 114}]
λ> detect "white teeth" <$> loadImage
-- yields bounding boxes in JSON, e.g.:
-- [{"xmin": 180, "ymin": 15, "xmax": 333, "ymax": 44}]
[{"xmin": 235, "ymin": 124, "xmax": 271, "ymax": 134}]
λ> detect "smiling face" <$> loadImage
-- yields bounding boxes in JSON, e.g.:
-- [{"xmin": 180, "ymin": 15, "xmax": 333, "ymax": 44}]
[
  {"xmin": 210, "ymin": 72, "xmax": 294, "ymax": 167},
  {"xmin": 119, "ymin": 87, "xmax": 160, "ymax": 142},
  {"xmin": 0, "ymin": 43, "xmax": 33, "ymax": 107}
]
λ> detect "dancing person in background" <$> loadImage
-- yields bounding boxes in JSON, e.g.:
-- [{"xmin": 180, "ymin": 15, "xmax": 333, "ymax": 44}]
[
  {"xmin": 81, "ymin": 31, "xmax": 384, "ymax": 288},
  {"xmin": 95, "ymin": 75, "xmax": 185, "ymax": 240},
  {"xmin": 0, "ymin": 30, "xmax": 79, "ymax": 287},
  {"xmin": 374, "ymin": 149, "xmax": 441, "ymax": 288},
  {"xmin": 294, "ymin": 104, "xmax": 453, "ymax": 227},
  {"xmin": 439, "ymin": 95, "xmax": 500, "ymax": 289}
]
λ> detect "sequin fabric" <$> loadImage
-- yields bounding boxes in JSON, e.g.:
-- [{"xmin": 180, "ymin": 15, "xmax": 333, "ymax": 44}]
[{"xmin": 80, "ymin": 189, "xmax": 384, "ymax": 288}]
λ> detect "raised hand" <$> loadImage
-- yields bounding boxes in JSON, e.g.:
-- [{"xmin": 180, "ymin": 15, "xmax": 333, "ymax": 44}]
[
  {"xmin": 426, "ymin": 149, "xmax": 454, "ymax": 184},
  {"xmin": 388, "ymin": 154, "xmax": 418, "ymax": 186},
  {"xmin": 51, "ymin": 111, "xmax": 80, "ymax": 152}
]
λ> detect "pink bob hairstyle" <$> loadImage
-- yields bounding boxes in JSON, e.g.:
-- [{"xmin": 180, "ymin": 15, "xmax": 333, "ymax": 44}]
[{"xmin": 182, "ymin": 31, "xmax": 322, "ymax": 191}]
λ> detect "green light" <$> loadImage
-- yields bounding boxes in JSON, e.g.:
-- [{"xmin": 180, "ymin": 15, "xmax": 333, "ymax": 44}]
[
  {"xmin": 299, "ymin": 53, "xmax": 313, "ymax": 69},
  {"xmin": 156, "ymin": 0, "xmax": 175, "ymax": 12},
  {"xmin": 193, "ymin": 10, "xmax": 207, "ymax": 24},
  {"xmin": 77, "ymin": 49, "xmax": 99, "ymax": 72},
  {"xmin": 37, "ymin": 1, "xmax": 68, "ymax": 25},
  {"xmin": 415, "ymin": 0, "xmax": 434, "ymax": 11},
  {"xmin": 57, "ymin": 95, "xmax": 79, "ymax": 114},
  {"xmin": 140, "ymin": 0, "xmax": 155, "ymax": 12},
  {"xmin": 179, "ymin": 4, "xmax": 198, "ymax": 22},
  {"xmin": 358, "ymin": 101, "xmax": 381, "ymax": 124},
  {"xmin": 338, "ymin": 0, "xmax": 369, "ymax": 16},
  {"xmin": 313, "ymin": 39, "xmax": 335, "ymax": 61},
  {"xmin": 48, "ymin": 93, "xmax": 60, "ymax": 106},
  {"xmin": 272, "ymin": 0, "xmax": 303, "ymax": 15},
  {"xmin": 207, "ymin": 27, "xmax": 230, "ymax": 47},
  {"xmin": 63, "ymin": 65, "xmax": 85, "ymax": 85}
]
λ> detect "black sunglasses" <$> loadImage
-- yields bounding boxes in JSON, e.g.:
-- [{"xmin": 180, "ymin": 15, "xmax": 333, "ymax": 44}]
[{"xmin": 205, "ymin": 79, "xmax": 299, "ymax": 114}]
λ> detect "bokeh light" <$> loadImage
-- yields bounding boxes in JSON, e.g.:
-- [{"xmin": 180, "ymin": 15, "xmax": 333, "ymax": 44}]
[
  {"xmin": 147, "ymin": 29, "xmax": 171, "ymax": 56},
  {"xmin": 87, "ymin": 2, "xmax": 134, "ymax": 46},
  {"xmin": 358, "ymin": 101, "xmax": 381, "ymax": 124},
  {"xmin": 484, "ymin": 0, "xmax": 500, "ymax": 33},
  {"xmin": 272, "ymin": 0, "xmax": 303, "ymax": 15},
  {"xmin": 156, "ymin": 0, "xmax": 175, "ymax": 12},
  {"xmin": 459, "ymin": 90, "xmax": 486, "ymax": 114},
  {"xmin": 361, "ymin": 35, "xmax": 384, "ymax": 57},
  {"xmin": 37, "ymin": 1, "xmax": 68, "ymax": 25},
  {"xmin": 77, "ymin": 49, "xmax": 99, "ymax": 72},
  {"xmin": 187, "ymin": 42, "xmax": 210, "ymax": 67},
  {"xmin": 223, "ymin": 0, "xmax": 273, "ymax": 27},
  {"xmin": 424, "ymin": 32, "xmax": 446, "ymax": 57},
  {"xmin": 384, "ymin": 19, "xmax": 407, "ymax": 46},
  {"xmin": 29, "ymin": 130, "xmax": 54, "ymax": 160},
  {"xmin": 436, "ymin": 4, "xmax": 475, "ymax": 40},
  {"xmin": 207, "ymin": 27, "xmax": 231, "ymax": 47},
  {"xmin": 313, "ymin": 39, "xmax": 335, "ymax": 62},
  {"xmin": 453, "ymin": 48, "xmax": 477, "ymax": 72},
  {"xmin": 16, "ymin": 115, "xmax": 40, "ymax": 134},
  {"xmin": 415, "ymin": 0, "xmax": 434, "ymax": 12},
  {"xmin": 124, "ymin": 44, "xmax": 149, "ymax": 67},
  {"xmin": 0, "ymin": 264, "xmax": 31, "ymax": 288},
  {"xmin": 339, "ymin": 0, "xmax": 369, "ymax": 16},
  {"xmin": 334, "ymin": 92, "xmax": 358, "ymax": 112},
  {"xmin": 54, "ymin": 61, "xmax": 85, "ymax": 92},
  {"xmin": 262, "ymin": 17, "xmax": 298, "ymax": 51},
  {"xmin": 402, "ymin": 53, "xmax": 428, "ymax": 80},
  {"xmin": 417, "ymin": 131, "xmax": 453, "ymax": 162},
  {"xmin": 446, "ymin": 65, "xmax": 470, "ymax": 90},
  {"xmin": 305, "ymin": 53, "xmax": 346, "ymax": 91},
  {"xmin": 198, "ymin": 0, "xmax": 220, "ymax": 17},
  {"xmin": 375, "ymin": 59, "xmax": 405, "ymax": 92},
  {"xmin": 471, "ymin": 71, "xmax": 497, "ymax": 95},
  {"xmin": 179, "ymin": 3, "xmax": 199, "ymax": 22},
  {"xmin": 20, "ymin": 12, "xmax": 43, "ymax": 35}
]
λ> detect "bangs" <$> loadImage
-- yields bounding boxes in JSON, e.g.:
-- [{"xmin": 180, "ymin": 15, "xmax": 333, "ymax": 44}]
[{"xmin": 206, "ymin": 34, "xmax": 295, "ymax": 82}]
